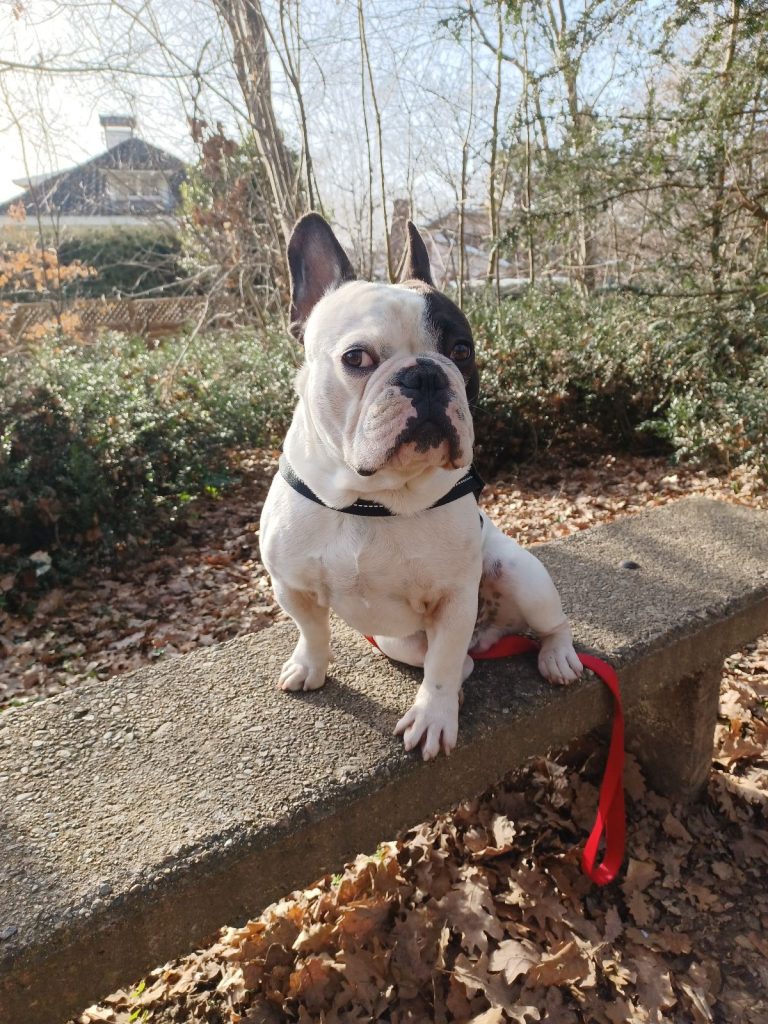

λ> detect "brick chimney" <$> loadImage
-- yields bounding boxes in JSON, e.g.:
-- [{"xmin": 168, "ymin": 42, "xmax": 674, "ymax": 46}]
[
  {"xmin": 99, "ymin": 114, "xmax": 136, "ymax": 149},
  {"xmin": 390, "ymin": 198, "xmax": 410, "ymax": 275}
]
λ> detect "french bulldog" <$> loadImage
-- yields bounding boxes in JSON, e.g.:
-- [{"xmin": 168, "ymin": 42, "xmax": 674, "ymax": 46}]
[{"xmin": 259, "ymin": 213, "xmax": 582, "ymax": 760}]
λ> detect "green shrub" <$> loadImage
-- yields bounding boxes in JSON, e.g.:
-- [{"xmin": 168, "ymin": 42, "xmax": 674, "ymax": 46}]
[
  {"xmin": 0, "ymin": 328, "xmax": 297, "ymax": 584},
  {"xmin": 655, "ymin": 364, "xmax": 768, "ymax": 473},
  {"xmin": 56, "ymin": 226, "xmax": 185, "ymax": 298},
  {"xmin": 467, "ymin": 288, "xmax": 768, "ymax": 476},
  {"xmin": 2, "ymin": 287, "xmax": 766, "ymax": 600},
  {"xmin": 0, "ymin": 227, "xmax": 186, "ymax": 303}
]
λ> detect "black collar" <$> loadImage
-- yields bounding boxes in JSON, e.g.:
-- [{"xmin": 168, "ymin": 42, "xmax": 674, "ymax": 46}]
[{"xmin": 279, "ymin": 454, "xmax": 484, "ymax": 517}]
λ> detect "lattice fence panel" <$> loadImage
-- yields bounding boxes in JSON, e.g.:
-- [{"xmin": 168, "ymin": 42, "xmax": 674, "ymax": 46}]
[{"xmin": 5, "ymin": 296, "xmax": 239, "ymax": 341}]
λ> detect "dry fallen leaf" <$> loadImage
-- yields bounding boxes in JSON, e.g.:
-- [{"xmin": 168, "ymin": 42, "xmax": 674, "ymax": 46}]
[
  {"xmin": 527, "ymin": 939, "xmax": 593, "ymax": 988},
  {"xmin": 488, "ymin": 937, "xmax": 540, "ymax": 984},
  {"xmin": 436, "ymin": 867, "xmax": 504, "ymax": 954}
]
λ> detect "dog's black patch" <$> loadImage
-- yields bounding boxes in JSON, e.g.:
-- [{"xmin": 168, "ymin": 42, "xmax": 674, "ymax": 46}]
[
  {"xmin": 288, "ymin": 213, "xmax": 356, "ymax": 338},
  {"xmin": 400, "ymin": 221, "xmax": 434, "ymax": 285},
  {"xmin": 486, "ymin": 558, "xmax": 504, "ymax": 581},
  {"xmin": 385, "ymin": 356, "xmax": 462, "ymax": 464},
  {"xmin": 400, "ymin": 280, "xmax": 480, "ymax": 404}
]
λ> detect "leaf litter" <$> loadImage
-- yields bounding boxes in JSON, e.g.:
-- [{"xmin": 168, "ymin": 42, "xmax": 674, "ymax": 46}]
[
  {"xmin": 3, "ymin": 452, "xmax": 765, "ymax": 714},
  {"xmin": 4, "ymin": 449, "xmax": 764, "ymax": 1023}
]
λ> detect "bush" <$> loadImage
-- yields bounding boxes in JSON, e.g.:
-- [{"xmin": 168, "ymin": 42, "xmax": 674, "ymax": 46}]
[
  {"xmin": 56, "ymin": 227, "xmax": 185, "ymax": 298},
  {"xmin": 0, "ymin": 328, "xmax": 297, "ymax": 585},
  {"xmin": 2, "ymin": 287, "xmax": 766, "ymax": 599},
  {"xmin": 467, "ymin": 288, "xmax": 768, "ymax": 477},
  {"xmin": 0, "ymin": 228, "xmax": 186, "ymax": 303}
]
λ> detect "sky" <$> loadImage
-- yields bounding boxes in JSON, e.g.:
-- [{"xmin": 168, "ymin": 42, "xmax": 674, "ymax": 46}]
[
  {"xmin": 0, "ymin": 0, "xmax": 491, "ymax": 220},
  {"xmin": 0, "ymin": 1, "xmax": 672, "ymax": 220},
  {"xmin": 0, "ymin": 2, "xmax": 196, "ymax": 202}
]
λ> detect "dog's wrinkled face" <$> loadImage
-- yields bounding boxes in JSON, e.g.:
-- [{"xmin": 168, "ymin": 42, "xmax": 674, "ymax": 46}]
[{"xmin": 289, "ymin": 215, "xmax": 478, "ymax": 479}]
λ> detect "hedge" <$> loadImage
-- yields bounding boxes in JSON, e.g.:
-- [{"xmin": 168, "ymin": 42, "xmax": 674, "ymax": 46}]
[{"xmin": 2, "ymin": 287, "xmax": 766, "ymax": 594}]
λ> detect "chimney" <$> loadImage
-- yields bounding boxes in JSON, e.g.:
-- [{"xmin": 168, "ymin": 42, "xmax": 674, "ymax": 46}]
[
  {"xmin": 99, "ymin": 114, "xmax": 136, "ymax": 149},
  {"xmin": 390, "ymin": 198, "xmax": 410, "ymax": 275}
]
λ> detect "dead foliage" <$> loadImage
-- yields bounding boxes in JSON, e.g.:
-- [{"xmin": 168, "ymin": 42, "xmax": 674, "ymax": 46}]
[
  {"xmin": 3, "ymin": 451, "xmax": 765, "ymax": 713},
  {"xmin": 35, "ymin": 448, "xmax": 764, "ymax": 1023},
  {"xmin": 0, "ymin": 238, "xmax": 96, "ymax": 347},
  {"xmin": 0, "ymin": 451, "xmax": 282, "ymax": 711}
]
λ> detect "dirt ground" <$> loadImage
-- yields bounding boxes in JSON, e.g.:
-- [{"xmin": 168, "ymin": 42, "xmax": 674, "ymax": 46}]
[{"xmin": 3, "ymin": 451, "xmax": 766, "ymax": 1023}]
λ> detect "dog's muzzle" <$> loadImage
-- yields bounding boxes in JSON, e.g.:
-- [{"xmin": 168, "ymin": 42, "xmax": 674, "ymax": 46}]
[
  {"xmin": 390, "ymin": 357, "xmax": 450, "ymax": 399},
  {"xmin": 391, "ymin": 357, "xmax": 454, "ymax": 452},
  {"xmin": 380, "ymin": 356, "xmax": 462, "ymax": 460}
]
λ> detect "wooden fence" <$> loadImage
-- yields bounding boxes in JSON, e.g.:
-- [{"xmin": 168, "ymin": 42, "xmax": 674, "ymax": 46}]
[{"xmin": 4, "ymin": 295, "xmax": 239, "ymax": 341}]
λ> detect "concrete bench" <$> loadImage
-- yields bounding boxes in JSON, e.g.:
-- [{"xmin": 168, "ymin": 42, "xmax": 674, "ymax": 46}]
[{"xmin": 2, "ymin": 497, "xmax": 768, "ymax": 1024}]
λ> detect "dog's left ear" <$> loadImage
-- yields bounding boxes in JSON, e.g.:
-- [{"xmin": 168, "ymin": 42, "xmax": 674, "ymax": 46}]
[
  {"xmin": 399, "ymin": 221, "xmax": 434, "ymax": 287},
  {"xmin": 288, "ymin": 213, "xmax": 356, "ymax": 339}
]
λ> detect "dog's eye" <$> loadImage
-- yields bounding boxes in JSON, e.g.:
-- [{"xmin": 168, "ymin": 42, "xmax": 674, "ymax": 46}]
[
  {"xmin": 342, "ymin": 348, "xmax": 375, "ymax": 369},
  {"xmin": 450, "ymin": 341, "xmax": 474, "ymax": 363}
]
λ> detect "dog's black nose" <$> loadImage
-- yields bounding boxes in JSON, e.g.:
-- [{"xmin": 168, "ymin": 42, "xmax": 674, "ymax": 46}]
[{"xmin": 391, "ymin": 358, "xmax": 449, "ymax": 395}]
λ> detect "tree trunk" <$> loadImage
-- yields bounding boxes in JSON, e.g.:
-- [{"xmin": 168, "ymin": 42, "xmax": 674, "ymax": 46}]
[
  {"xmin": 213, "ymin": 0, "xmax": 301, "ymax": 262},
  {"xmin": 547, "ymin": 0, "xmax": 597, "ymax": 293},
  {"xmin": 486, "ymin": 4, "xmax": 504, "ymax": 295},
  {"xmin": 710, "ymin": 0, "xmax": 741, "ymax": 301}
]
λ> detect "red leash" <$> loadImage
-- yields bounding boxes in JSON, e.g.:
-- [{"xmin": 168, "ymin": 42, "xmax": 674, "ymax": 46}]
[{"xmin": 367, "ymin": 633, "xmax": 625, "ymax": 885}]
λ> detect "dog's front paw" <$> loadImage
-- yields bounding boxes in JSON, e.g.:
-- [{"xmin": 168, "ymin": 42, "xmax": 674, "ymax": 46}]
[
  {"xmin": 537, "ymin": 630, "xmax": 583, "ymax": 686},
  {"xmin": 278, "ymin": 651, "xmax": 328, "ymax": 692},
  {"xmin": 394, "ymin": 690, "xmax": 459, "ymax": 760}
]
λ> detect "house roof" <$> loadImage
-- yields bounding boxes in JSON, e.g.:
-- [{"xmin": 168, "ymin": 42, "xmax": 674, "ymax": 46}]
[{"xmin": 0, "ymin": 137, "xmax": 187, "ymax": 218}]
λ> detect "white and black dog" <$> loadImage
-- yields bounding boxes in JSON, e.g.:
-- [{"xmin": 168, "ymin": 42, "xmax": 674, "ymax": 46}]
[{"xmin": 260, "ymin": 214, "xmax": 582, "ymax": 760}]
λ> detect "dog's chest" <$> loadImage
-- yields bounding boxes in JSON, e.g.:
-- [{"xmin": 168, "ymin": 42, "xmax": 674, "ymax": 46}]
[
  {"xmin": 264, "ymin": 498, "xmax": 480, "ymax": 636},
  {"xmin": 303, "ymin": 519, "xmax": 456, "ymax": 613}
]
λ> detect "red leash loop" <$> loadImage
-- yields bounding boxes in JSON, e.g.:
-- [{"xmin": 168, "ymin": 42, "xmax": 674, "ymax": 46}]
[
  {"xmin": 575, "ymin": 652, "xmax": 625, "ymax": 886},
  {"xmin": 367, "ymin": 633, "xmax": 625, "ymax": 885}
]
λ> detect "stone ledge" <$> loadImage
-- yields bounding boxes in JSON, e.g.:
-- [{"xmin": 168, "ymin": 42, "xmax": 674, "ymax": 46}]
[{"xmin": 2, "ymin": 497, "xmax": 768, "ymax": 1023}]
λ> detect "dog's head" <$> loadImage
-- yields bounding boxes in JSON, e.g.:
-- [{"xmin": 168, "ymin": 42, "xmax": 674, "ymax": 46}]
[{"xmin": 288, "ymin": 213, "xmax": 478, "ymax": 480}]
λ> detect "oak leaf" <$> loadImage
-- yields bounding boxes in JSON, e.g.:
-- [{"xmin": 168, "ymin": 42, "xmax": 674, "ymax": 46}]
[
  {"xmin": 622, "ymin": 858, "xmax": 658, "ymax": 895},
  {"xmin": 527, "ymin": 940, "xmax": 592, "ymax": 988},
  {"xmin": 662, "ymin": 812, "xmax": 693, "ymax": 843},
  {"xmin": 488, "ymin": 937, "xmax": 540, "ymax": 984},
  {"xmin": 468, "ymin": 814, "xmax": 518, "ymax": 859},
  {"xmin": 602, "ymin": 905, "xmax": 623, "ymax": 943},
  {"xmin": 292, "ymin": 922, "xmax": 335, "ymax": 954},
  {"xmin": 287, "ymin": 955, "xmax": 338, "ymax": 1011},
  {"xmin": 627, "ymin": 889, "xmax": 656, "ymax": 928},
  {"xmin": 453, "ymin": 952, "xmax": 516, "ymax": 1009},
  {"xmin": 436, "ymin": 867, "xmax": 503, "ymax": 954},
  {"xmin": 469, "ymin": 1009, "xmax": 506, "ymax": 1023},
  {"xmin": 630, "ymin": 952, "xmax": 677, "ymax": 1022},
  {"xmin": 336, "ymin": 897, "xmax": 392, "ymax": 944}
]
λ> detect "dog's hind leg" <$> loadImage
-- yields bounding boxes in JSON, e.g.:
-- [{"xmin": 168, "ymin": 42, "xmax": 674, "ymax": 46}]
[
  {"xmin": 372, "ymin": 632, "xmax": 426, "ymax": 666},
  {"xmin": 477, "ymin": 517, "xmax": 583, "ymax": 686},
  {"xmin": 373, "ymin": 632, "xmax": 474, "ymax": 682}
]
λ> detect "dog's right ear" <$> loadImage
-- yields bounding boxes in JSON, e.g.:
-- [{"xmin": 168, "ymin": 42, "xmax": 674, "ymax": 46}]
[{"xmin": 288, "ymin": 213, "xmax": 356, "ymax": 339}]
